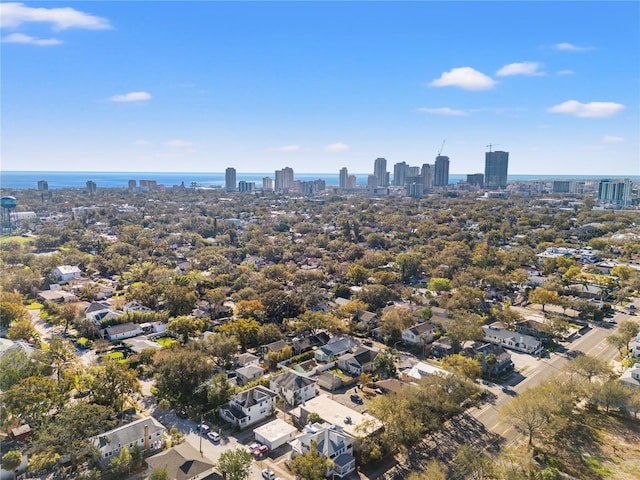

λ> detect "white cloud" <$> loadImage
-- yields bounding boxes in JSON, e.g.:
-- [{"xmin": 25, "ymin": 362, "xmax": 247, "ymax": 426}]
[
  {"xmin": 548, "ymin": 100, "xmax": 624, "ymax": 118},
  {"xmin": 557, "ymin": 70, "xmax": 574, "ymax": 76},
  {"xmin": 274, "ymin": 145, "xmax": 301, "ymax": 152},
  {"xmin": 1, "ymin": 32, "xmax": 61, "ymax": 45},
  {"xmin": 429, "ymin": 67, "xmax": 496, "ymax": 91},
  {"xmin": 552, "ymin": 42, "xmax": 592, "ymax": 52},
  {"xmin": 0, "ymin": 2, "xmax": 111, "ymax": 30},
  {"xmin": 324, "ymin": 142, "xmax": 350, "ymax": 152},
  {"xmin": 418, "ymin": 107, "xmax": 468, "ymax": 116},
  {"xmin": 167, "ymin": 139, "xmax": 193, "ymax": 148},
  {"xmin": 496, "ymin": 62, "xmax": 544, "ymax": 77},
  {"xmin": 602, "ymin": 135, "xmax": 624, "ymax": 143},
  {"xmin": 133, "ymin": 139, "xmax": 150, "ymax": 146},
  {"xmin": 109, "ymin": 91, "xmax": 152, "ymax": 103}
]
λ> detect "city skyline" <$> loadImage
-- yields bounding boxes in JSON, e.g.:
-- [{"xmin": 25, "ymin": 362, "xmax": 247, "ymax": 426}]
[{"xmin": 1, "ymin": 2, "xmax": 638, "ymax": 175}]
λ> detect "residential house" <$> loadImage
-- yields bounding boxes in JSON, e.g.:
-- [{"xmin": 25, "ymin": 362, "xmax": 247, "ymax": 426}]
[
  {"xmin": 292, "ymin": 331, "xmax": 330, "ymax": 355},
  {"xmin": 430, "ymin": 336, "xmax": 455, "ymax": 358},
  {"xmin": 269, "ymin": 370, "xmax": 317, "ymax": 406},
  {"xmin": 352, "ymin": 310, "xmax": 377, "ymax": 333},
  {"xmin": 123, "ymin": 302, "xmax": 152, "ymax": 314},
  {"xmin": 52, "ymin": 265, "xmax": 82, "ymax": 283},
  {"xmin": 633, "ymin": 333, "xmax": 640, "ymax": 359},
  {"xmin": 620, "ymin": 363, "xmax": 640, "ymax": 388},
  {"xmin": 85, "ymin": 301, "xmax": 122, "ymax": 324},
  {"xmin": 516, "ymin": 319, "xmax": 551, "ymax": 341},
  {"xmin": 236, "ymin": 352, "xmax": 260, "ymax": 368},
  {"xmin": 261, "ymin": 339, "xmax": 289, "ymax": 356},
  {"xmin": 104, "ymin": 322, "xmax": 143, "ymax": 341},
  {"xmin": 431, "ymin": 306, "xmax": 448, "ymax": 318},
  {"xmin": 337, "ymin": 346, "xmax": 379, "ymax": 376},
  {"xmin": 401, "ymin": 322, "xmax": 436, "ymax": 346},
  {"xmin": 146, "ymin": 443, "xmax": 215, "ymax": 480},
  {"xmin": 37, "ymin": 289, "xmax": 77, "ymax": 303},
  {"xmin": 402, "ymin": 361, "xmax": 451, "ymax": 382},
  {"xmin": 463, "ymin": 341, "xmax": 513, "ymax": 377},
  {"xmin": 235, "ymin": 365, "xmax": 265, "ymax": 386},
  {"xmin": 314, "ymin": 337, "xmax": 358, "ymax": 363},
  {"xmin": 219, "ymin": 385, "xmax": 278, "ymax": 429},
  {"xmin": 482, "ymin": 325, "xmax": 543, "ymax": 355},
  {"xmin": 290, "ymin": 423, "xmax": 356, "ymax": 478},
  {"xmin": 90, "ymin": 416, "xmax": 165, "ymax": 462}
]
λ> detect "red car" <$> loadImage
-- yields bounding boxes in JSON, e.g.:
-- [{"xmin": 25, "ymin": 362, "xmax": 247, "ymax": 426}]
[{"xmin": 252, "ymin": 445, "xmax": 269, "ymax": 458}]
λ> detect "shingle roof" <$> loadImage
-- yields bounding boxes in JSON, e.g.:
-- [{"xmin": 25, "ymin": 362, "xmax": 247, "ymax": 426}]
[
  {"xmin": 91, "ymin": 417, "xmax": 165, "ymax": 450},
  {"xmin": 271, "ymin": 370, "xmax": 315, "ymax": 390}
]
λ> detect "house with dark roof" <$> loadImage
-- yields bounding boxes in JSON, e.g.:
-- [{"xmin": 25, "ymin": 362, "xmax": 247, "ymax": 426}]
[
  {"xmin": 337, "ymin": 346, "xmax": 379, "ymax": 376},
  {"xmin": 292, "ymin": 331, "xmax": 330, "ymax": 355},
  {"xmin": 516, "ymin": 319, "xmax": 551, "ymax": 341},
  {"xmin": 270, "ymin": 370, "xmax": 317, "ymax": 406},
  {"xmin": 219, "ymin": 385, "xmax": 277, "ymax": 429},
  {"xmin": 463, "ymin": 341, "xmax": 513, "ymax": 377},
  {"xmin": 430, "ymin": 336, "xmax": 455, "ymax": 358},
  {"xmin": 401, "ymin": 322, "xmax": 436, "ymax": 346},
  {"xmin": 146, "ymin": 443, "xmax": 215, "ymax": 480},
  {"xmin": 90, "ymin": 416, "xmax": 165, "ymax": 463},
  {"xmin": 261, "ymin": 339, "xmax": 289, "ymax": 355}
]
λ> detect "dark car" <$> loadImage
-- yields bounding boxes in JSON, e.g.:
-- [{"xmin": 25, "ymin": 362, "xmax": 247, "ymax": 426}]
[{"xmin": 350, "ymin": 393, "xmax": 363, "ymax": 404}]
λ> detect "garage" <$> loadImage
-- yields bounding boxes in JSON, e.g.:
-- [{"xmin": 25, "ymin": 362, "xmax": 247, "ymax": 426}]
[{"xmin": 253, "ymin": 418, "xmax": 298, "ymax": 451}]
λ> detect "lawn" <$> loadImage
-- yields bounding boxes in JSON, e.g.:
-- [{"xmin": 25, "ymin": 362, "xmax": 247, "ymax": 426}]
[
  {"xmin": 26, "ymin": 302, "xmax": 44, "ymax": 310},
  {"xmin": 104, "ymin": 351, "xmax": 125, "ymax": 360},
  {"xmin": 156, "ymin": 337, "xmax": 177, "ymax": 348},
  {"xmin": 0, "ymin": 235, "xmax": 34, "ymax": 246}
]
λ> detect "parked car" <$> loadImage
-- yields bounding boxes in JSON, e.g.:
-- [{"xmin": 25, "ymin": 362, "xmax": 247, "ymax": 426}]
[
  {"xmin": 246, "ymin": 442, "xmax": 261, "ymax": 454},
  {"xmin": 198, "ymin": 424, "xmax": 210, "ymax": 434},
  {"xmin": 261, "ymin": 469, "xmax": 276, "ymax": 480},
  {"xmin": 207, "ymin": 431, "xmax": 220, "ymax": 443},
  {"xmin": 253, "ymin": 445, "xmax": 269, "ymax": 458},
  {"xmin": 350, "ymin": 393, "xmax": 363, "ymax": 404}
]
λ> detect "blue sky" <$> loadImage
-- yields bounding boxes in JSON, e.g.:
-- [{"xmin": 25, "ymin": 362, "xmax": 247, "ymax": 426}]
[{"xmin": 1, "ymin": 1, "xmax": 638, "ymax": 175}]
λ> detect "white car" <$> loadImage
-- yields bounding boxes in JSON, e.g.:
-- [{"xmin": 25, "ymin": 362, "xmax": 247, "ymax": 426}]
[
  {"xmin": 207, "ymin": 431, "xmax": 220, "ymax": 443},
  {"xmin": 261, "ymin": 469, "xmax": 275, "ymax": 480}
]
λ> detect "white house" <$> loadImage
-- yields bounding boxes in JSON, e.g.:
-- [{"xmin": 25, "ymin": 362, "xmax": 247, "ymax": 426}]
[
  {"xmin": 235, "ymin": 365, "xmax": 265, "ymax": 386},
  {"xmin": 290, "ymin": 423, "xmax": 356, "ymax": 478},
  {"xmin": 104, "ymin": 322, "xmax": 143, "ymax": 341},
  {"xmin": 482, "ymin": 325, "xmax": 543, "ymax": 355},
  {"xmin": 236, "ymin": 352, "xmax": 260, "ymax": 368},
  {"xmin": 90, "ymin": 417, "xmax": 165, "ymax": 462},
  {"xmin": 337, "ymin": 346, "xmax": 379, "ymax": 376},
  {"xmin": 620, "ymin": 363, "xmax": 640, "ymax": 388},
  {"xmin": 633, "ymin": 333, "xmax": 640, "ymax": 359},
  {"xmin": 52, "ymin": 265, "xmax": 82, "ymax": 283},
  {"xmin": 314, "ymin": 337, "xmax": 358, "ymax": 363},
  {"xmin": 401, "ymin": 322, "xmax": 436, "ymax": 346},
  {"xmin": 269, "ymin": 370, "xmax": 317, "ymax": 406},
  {"xmin": 253, "ymin": 418, "xmax": 298, "ymax": 451},
  {"xmin": 219, "ymin": 385, "xmax": 278, "ymax": 429}
]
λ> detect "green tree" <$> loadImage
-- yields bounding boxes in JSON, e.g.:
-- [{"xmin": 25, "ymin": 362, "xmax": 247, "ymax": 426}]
[
  {"xmin": 216, "ymin": 448, "xmax": 253, "ymax": 480},
  {"xmin": 356, "ymin": 284, "xmax": 398, "ymax": 310},
  {"xmin": 207, "ymin": 372, "xmax": 237, "ymax": 410},
  {"xmin": 295, "ymin": 311, "xmax": 343, "ymax": 335},
  {"xmin": 130, "ymin": 443, "xmax": 143, "ymax": 469},
  {"xmin": 500, "ymin": 386, "xmax": 553, "ymax": 446},
  {"xmin": 2, "ymin": 376, "xmax": 64, "ymax": 426},
  {"xmin": 442, "ymin": 354, "xmax": 482, "ymax": 380},
  {"xmin": 217, "ymin": 317, "xmax": 261, "ymax": 350},
  {"xmin": 453, "ymin": 445, "xmax": 494, "ymax": 480},
  {"xmin": 528, "ymin": 287, "xmax": 560, "ymax": 312},
  {"xmin": 589, "ymin": 379, "xmax": 630, "ymax": 413},
  {"xmin": 618, "ymin": 319, "xmax": 640, "ymax": 350},
  {"xmin": 154, "ymin": 346, "xmax": 215, "ymax": 405},
  {"xmin": 0, "ymin": 301, "xmax": 28, "ymax": 328},
  {"xmin": 118, "ymin": 445, "xmax": 131, "ymax": 474},
  {"xmin": 2, "ymin": 450, "xmax": 22, "ymax": 480},
  {"xmin": 396, "ymin": 253, "xmax": 422, "ymax": 283},
  {"xmin": 606, "ymin": 333, "xmax": 628, "ymax": 357},
  {"xmin": 87, "ymin": 360, "xmax": 141, "ymax": 411},
  {"xmin": 373, "ymin": 348, "xmax": 398, "ymax": 379},
  {"xmin": 149, "ymin": 466, "xmax": 169, "ymax": 480},
  {"xmin": 167, "ymin": 315, "xmax": 205, "ymax": 343},
  {"xmin": 204, "ymin": 333, "xmax": 239, "ymax": 366},
  {"xmin": 7, "ymin": 318, "xmax": 37, "ymax": 341},
  {"xmin": 164, "ymin": 283, "xmax": 198, "ymax": 317},
  {"xmin": 564, "ymin": 354, "xmax": 609, "ymax": 383},
  {"xmin": 290, "ymin": 442, "xmax": 334, "ymax": 480},
  {"xmin": 407, "ymin": 460, "xmax": 447, "ymax": 480},
  {"xmin": 427, "ymin": 277, "xmax": 452, "ymax": 293}
]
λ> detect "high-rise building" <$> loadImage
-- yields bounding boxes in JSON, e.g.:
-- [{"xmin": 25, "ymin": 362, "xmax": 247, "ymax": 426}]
[
  {"xmin": 467, "ymin": 173, "xmax": 484, "ymax": 189},
  {"xmin": 128, "ymin": 180, "xmax": 137, "ymax": 190},
  {"xmin": 347, "ymin": 175, "xmax": 357, "ymax": 189},
  {"xmin": 598, "ymin": 179, "xmax": 632, "ymax": 206},
  {"xmin": 421, "ymin": 164, "xmax": 433, "ymax": 191},
  {"xmin": 434, "ymin": 156, "xmax": 449, "ymax": 187},
  {"xmin": 373, "ymin": 158, "xmax": 389, "ymax": 187},
  {"xmin": 367, "ymin": 175, "xmax": 378, "ymax": 190},
  {"xmin": 225, "ymin": 167, "xmax": 237, "ymax": 192},
  {"xmin": 238, "ymin": 181, "xmax": 255, "ymax": 192},
  {"xmin": 86, "ymin": 180, "xmax": 97, "ymax": 193},
  {"xmin": 275, "ymin": 167, "xmax": 294, "ymax": 191},
  {"xmin": 393, "ymin": 162, "xmax": 408, "ymax": 186},
  {"xmin": 37, "ymin": 180, "xmax": 48, "ymax": 191},
  {"xmin": 262, "ymin": 177, "xmax": 273, "ymax": 191},
  {"xmin": 553, "ymin": 181, "xmax": 573, "ymax": 194},
  {"xmin": 339, "ymin": 167, "xmax": 349, "ymax": 189},
  {"xmin": 484, "ymin": 151, "xmax": 509, "ymax": 189}
]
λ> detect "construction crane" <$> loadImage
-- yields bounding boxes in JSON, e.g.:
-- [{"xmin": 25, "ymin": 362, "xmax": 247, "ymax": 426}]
[
  {"xmin": 486, "ymin": 143, "xmax": 500, "ymax": 152},
  {"xmin": 437, "ymin": 139, "xmax": 446, "ymax": 156}
]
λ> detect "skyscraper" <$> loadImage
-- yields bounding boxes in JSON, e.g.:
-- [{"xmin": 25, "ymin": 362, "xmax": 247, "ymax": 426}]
[
  {"xmin": 434, "ymin": 156, "xmax": 449, "ymax": 187},
  {"xmin": 225, "ymin": 167, "xmax": 237, "ymax": 192},
  {"xmin": 598, "ymin": 179, "xmax": 632, "ymax": 206},
  {"xmin": 393, "ymin": 162, "xmax": 408, "ymax": 186},
  {"xmin": 339, "ymin": 167, "xmax": 349, "ymax": 189},
  {"xmin": 484, "ymin": 151, "xmax": 509, "ymax": 189},
  {"xmin": 373, "ymin": 158, "xmax": 389, "ymax": 187},
  {"xmin": 421, "ymin": 164, "xmax": 433, "ymax": 191},
  {"xmin": 275, "ymin": 167, "xmax": 294, "ymax": 191}
]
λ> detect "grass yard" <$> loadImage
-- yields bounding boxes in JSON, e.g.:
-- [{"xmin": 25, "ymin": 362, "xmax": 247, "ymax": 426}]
[
  {"xmin": 156, "ymin": 337, "xmax": 176, "ymax": 348},
  {"xmin": 0, "ymin": 235, "xmax": 35, "ymax": 246},
  {"xmin": 26, "ymin": 302, "xmax": 44, "ymax": 310},
  {"xmin": 104, "ymin": 351, "xmax": 124, "ymax": 360}
]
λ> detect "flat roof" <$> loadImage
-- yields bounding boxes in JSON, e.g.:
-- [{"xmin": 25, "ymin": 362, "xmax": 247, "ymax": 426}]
[
  {"xmin": 253, "ymin": 418, "xmax": 298, "ymax": 441},
  {"xmin": 292, "ymin": 394, "xmax": 382, "ymax": 437}
]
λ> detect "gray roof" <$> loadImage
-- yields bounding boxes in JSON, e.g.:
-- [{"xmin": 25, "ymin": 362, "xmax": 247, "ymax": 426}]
[
  {"xmin": 271, "ymin": 370, "xmax": 316, "ymax": 390},
  {"xmin": 105, "ymin": 322, "xmax": 140, "ymax": 336},
  {"xmin": 146, "ymin": 444, "xmax": 214, "ymax": 480},
  {"xmin": 236, "ymin": 365, "xmax": 264, "ymax": 377},
  {"xmin": 91, "ymin": 417, "xmax": 165, "ymax": 450},
  {"xmin": 233, "ymin": 385, "xmax": 277, "ymax": 408}
]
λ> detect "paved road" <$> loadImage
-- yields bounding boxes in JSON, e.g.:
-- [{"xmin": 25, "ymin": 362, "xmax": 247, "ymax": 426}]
[{"xmin": 470, "ymin": 316, "xmax": 625, "ymax": 449}]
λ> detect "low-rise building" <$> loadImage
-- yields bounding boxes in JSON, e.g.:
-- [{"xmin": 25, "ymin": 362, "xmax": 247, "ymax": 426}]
[
  {"xmin": 269, "ymin": 370, "xmax": 317, "ymax": 406},
  {"xmin": 337, "ymin": 346, "xmax": 379, "ymax": 376},
  {"xmin": 90, "ymin": 417, "xmax": 165, "ymax": 463},
  {"xmin": 401, "ymin": 322, "xmax": 436, "ymax": 346},
  {"xmin": 620, "ymin": 363, "xmax": 640, "ymax": 388},
  {"xmin": 236, "ymin": 364, "xmax": 265, "ymax": 386},
  {"xmin": 104, "ymin": 322, "xmax": 143, "ymax": 341},
  {"xmin": 52, "ymin": 265, "xmax": 82, "ymax": 283},
  {"xmin": 146, "ymin": 443, "xmax": 215, "ymax": 480},
  {"xmin": 482, "ymin": 325, "xmax": 543, "ymax": 355},
  {"xmin": 219, "ymin": 385, "xmax": 277, "ymax": 429},
  {"xmin": 290, "ymin": 423, "xmax": 355, "ymax": 478},
  {"xmin": 314, "ymin": 337, "xmax": 358, "ymax": 362}
]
